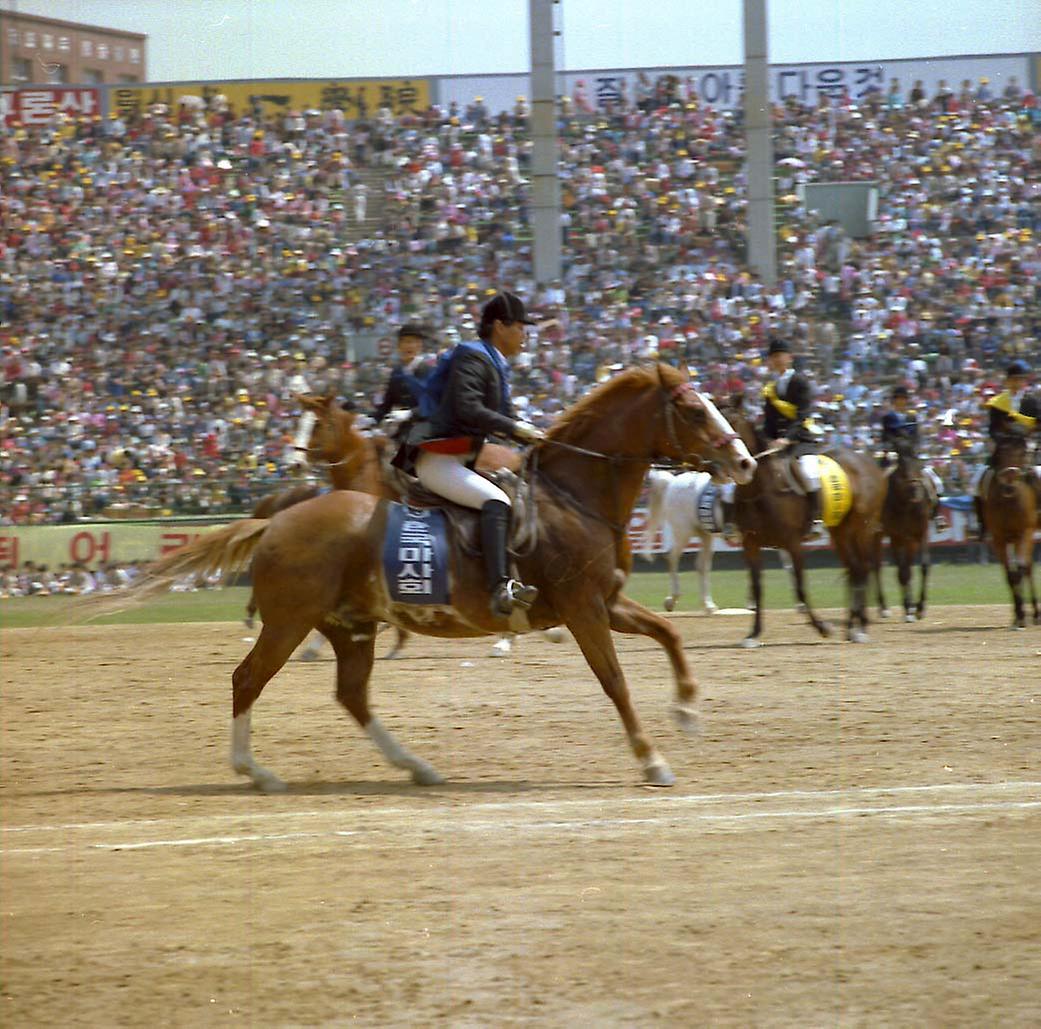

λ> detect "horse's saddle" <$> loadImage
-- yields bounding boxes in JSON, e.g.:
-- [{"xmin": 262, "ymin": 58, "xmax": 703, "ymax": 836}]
[
  {"xmin": 777, "ymin": 453, "xmax": 852, "ymax": 528},
  {"xmin": 381, "ymin": 469, "xmax": 536, "ymax": 608}
]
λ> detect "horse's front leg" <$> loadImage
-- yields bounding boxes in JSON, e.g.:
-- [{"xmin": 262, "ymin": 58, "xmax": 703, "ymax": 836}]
[
  {"xmin": 897, "ymin": 543, "xmax": 914, "ymax": 621},
  {"xmin": 1006, "ymin": 538, "xmax": 1027, "ymax": 630},
  {"xmin": 663, "ymin": 540, "xmax": 683, "ymax": 612},
  {"xmin": 609, "ymin": 592, "xmax": 699, "ymax": 734},
  {"xmin": 568, "ymin": 598, "xmax": 674, "ymax": 786},
  {"xmin": 697, "ymin": 533, "xmax": 718, "ymax": 613},
  {"xmin": 740, "ymin": 540, "xmax": 765, "ymax": 648},
  {"xmin": 874, "ymin": 533, "xmax": 890, "ymax": 618},
  {"xmin": 788, "ymin": 545, "xmax": 831, "ymax": 638},
  {"xmin": 916, "ymin": 540, "xmax": 931, "ymax": 621}
]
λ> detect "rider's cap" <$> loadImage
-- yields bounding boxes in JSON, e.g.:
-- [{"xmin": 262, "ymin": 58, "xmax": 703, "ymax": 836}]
[
  {"xmin": 397, "ymin": 323, "xmax": 429, "ymax": 341},
  {"xmin": 892, "ymin": 385, "xmax": 910, "ymax": 399},
  {"xmin": 766, "ymin": 337, "xmax": 791, "ymax": 355},
  {"xmin": 1006, "ymin": 359, "xmax": 1030, "ymax": 377},
  {"xmin": 481, "ymin": 291, "xmax": 536, "ymax": 328}
]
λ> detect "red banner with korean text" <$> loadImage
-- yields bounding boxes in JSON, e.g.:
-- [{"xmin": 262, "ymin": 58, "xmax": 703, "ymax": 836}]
[{"xmin": 2, "ymin": 86, "xmax": 101, "ymax": 127}]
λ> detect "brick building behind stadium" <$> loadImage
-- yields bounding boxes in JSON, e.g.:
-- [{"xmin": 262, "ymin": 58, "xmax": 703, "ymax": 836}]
[{"xmin": 0, "ymin": 10, "xmax": 146, "ymax": 86}]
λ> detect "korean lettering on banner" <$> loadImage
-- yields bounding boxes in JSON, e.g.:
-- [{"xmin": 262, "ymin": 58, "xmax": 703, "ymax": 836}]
[
  {"xmin": 0, "ymin": 534, "xmax": 19, "ymax": 567},
  {"xmin": 776, "ymin": 64, "xmax": 886, "ymax": 103},
  {"xmin": 594, "ymin": 76, "xmax": 625, "ymax": 109},
  {"xmin": 110, "ymin": 79, "xmax": 430, "ymax": 120},
  {"xmin": 4, "ymin": 87, "xmax": 100, "ymax": 126},
  {"xmin": 396, "ymin": 516, "xmax": 434, "ymax": 597}
]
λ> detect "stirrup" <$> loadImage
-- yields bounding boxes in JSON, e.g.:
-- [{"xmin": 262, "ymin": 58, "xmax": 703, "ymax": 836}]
[
  {"xmin": 491, "ymin": 579, "xmax": 538, "ymax": 616},
  {"xmin": 804, "ymin": 519, "xmax": 826, "ymax": 540}
]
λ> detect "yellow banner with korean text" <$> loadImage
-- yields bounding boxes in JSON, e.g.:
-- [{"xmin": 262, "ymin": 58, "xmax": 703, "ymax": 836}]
[{"xmin": 109, "ymin": 78, "xmax": 430, "ymax": 120}]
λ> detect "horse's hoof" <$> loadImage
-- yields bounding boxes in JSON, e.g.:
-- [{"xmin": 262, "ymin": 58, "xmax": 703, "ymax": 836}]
[
  {"xmin": 818, "ymin": 621, "xmax": 833, "ymax": 638},
  {"xmin": 643, "ymin": 762, "xmax": 676, "ymax": 787},
  {"xmin": 411, "ymin": 764, "xmax": 446, "ymax": 786},
  {"xmin": 491, "ymin": 638, "xmax": 513, "ymax": 657},
  {"xmin": 704, "ymin": 602, "xmax": 719, "ymax": 615},
  {"xmin": 254, "ymin": 772, "xmax": 288, "ymax": 794},
  {"xmin": 244, "ymin": 616, "xmax": 255, "ymax": 630},
  {"xmin": 542, "ymin": 626, "xmax": 567, "ymax": 644},
  {"xmin": 671, "ymin": 703, "xmax": 701, "ymax": 735},
  {"xmin": 847, "ymin": 629, "xmax": 869, "ymax": 644},
  {"xmin": 1012, "ymin": 623, "xmax": 1026, "ymax": 632},
  {"xmin": 904, "ymin": 613, "xmax": 916, "ymax": 623},
  {"xmin": 296, "ymin": 648, "xmax": 321, "ymax": 662},
  {"xmin": 879, "ymin": 607, "xmax": 891, "ymax": 620},
  {"xmin": 381, "ymin": 649, "xmax": 403, "ymax": 661},
  {"xmin": 739, "ymin": 636, "xmax": 762, "ymax": 649},
  {"xmin": 663, "ymin": 596, "xmax": 676, "ymax": 612}
]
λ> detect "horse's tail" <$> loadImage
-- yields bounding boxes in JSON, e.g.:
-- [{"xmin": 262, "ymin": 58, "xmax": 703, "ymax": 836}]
[
  {"xmin": 642, "ymin": 469, "xmax": 672, "ymax": 559},
  {"xmin": 72, "ymin": 518, "xmax": 271, "ymax": 622}
]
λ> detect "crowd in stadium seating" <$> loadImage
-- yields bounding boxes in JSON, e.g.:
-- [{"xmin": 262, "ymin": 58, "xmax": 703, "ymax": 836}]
[{"xmin": 1, "ymin": 71, "xmax": 1038, "ymax": 525}]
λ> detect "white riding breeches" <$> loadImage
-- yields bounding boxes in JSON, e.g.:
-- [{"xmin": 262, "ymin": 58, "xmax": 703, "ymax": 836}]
[
  {"xmin": 798, "ymin": 453, "xmax": 821, "ymax": 491},
  {"xmin": 970, "ymin": 464, "xmax": 988, "ymax": 494},
  {"xmin": 415, "ymin": 451, "xmax": 510, "ymax": 510},
  {"xmin": 924, "ymin": 465, "xmax": 943, "ymax": 495},
  {"xmin": 720, "ymin": 482, "xmax": 735, "ymax": 503}
]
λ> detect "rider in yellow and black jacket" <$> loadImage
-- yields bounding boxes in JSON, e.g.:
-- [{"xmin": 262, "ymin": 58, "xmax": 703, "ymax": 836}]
[
  {"xmin": 762, "ymin": 338, "xmax": 825, "ymax": 538},
  {"xmin": 973, "ymin": 359, "xmax": 1040, "ymax": 537}
]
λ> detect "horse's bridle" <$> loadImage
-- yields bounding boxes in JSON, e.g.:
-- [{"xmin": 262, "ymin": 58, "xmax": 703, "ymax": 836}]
[{"xmin": 528, "ymin": 383, "xmax": 744, "ymax": 536}]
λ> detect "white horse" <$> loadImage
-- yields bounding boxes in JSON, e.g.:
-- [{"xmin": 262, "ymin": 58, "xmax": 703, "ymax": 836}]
[
  {"xmin": 642, "ymin": 469, "xmax": 725, "ymax": 612},
  {"xmin": 642, "ymin": 469, "xmax": 798, "ymax": 613}
]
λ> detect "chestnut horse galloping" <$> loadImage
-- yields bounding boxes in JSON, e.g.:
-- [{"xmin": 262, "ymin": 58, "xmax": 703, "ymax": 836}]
[
  {"xmin": 982, "ymin": 434, "xmax": 1040, "ymax": 629},
  {"xmin": 878, "ymin": 438, "xmax": 933, "ymax": 622},
  {"xmin": 123, "ymin": 365, "xmax": 756, "ymax": 790},
  {"xmin": 719, "ymin": 399, "xmax": 886, "ymax": 646}
]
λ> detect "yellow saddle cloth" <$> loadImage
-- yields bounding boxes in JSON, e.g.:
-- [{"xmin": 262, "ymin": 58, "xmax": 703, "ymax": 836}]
[{"xmin": 819, "ymin": 455, "xmax": 852, "ymax": 527}]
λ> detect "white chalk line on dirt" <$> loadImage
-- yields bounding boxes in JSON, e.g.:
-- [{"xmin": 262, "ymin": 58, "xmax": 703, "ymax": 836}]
[
  {"xmin": 5, "ymin": 800, "xmax": 1040, "ymax": 856},
  {"xmin": 4, "ymin": 778, "xmax": 1040, "ymax": 836},
  {"xmin": 4, "ymin": 783, "xmax": 1040, "ymax": 856}
]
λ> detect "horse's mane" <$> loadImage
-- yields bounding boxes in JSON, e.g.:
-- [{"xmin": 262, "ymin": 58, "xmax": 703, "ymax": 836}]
[{"xmin": 548, "ymin": 363, "xmax": 678, "ymax": 441}]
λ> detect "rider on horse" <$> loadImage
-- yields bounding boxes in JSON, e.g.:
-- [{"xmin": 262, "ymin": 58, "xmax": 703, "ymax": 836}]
[
  {"xmin": 372, "ymin": 324, "xmax": 432, "ymax": 435},
  {"xmin": 880, "ymin": 384, "xmax": 945, "ymax": 523},
  {"xmin": 762, "ymin": 338, "xmax": 825, "ymax": 539},
  {"xmin": 972, "ymin": 359, "xmax": 1041, "ymax": 538},
  {"xmin": 395, "ymin": 292, "xmax": 545, "ymax": 617}
]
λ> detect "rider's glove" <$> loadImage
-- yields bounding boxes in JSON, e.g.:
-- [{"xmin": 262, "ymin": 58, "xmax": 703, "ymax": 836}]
[{"xmin": 513, "ymin": 421, "xmax": 546, "ymax": 443}]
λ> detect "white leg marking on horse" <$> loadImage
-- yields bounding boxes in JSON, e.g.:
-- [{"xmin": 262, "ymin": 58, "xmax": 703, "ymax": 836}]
[
  {"xmin": 491, "ymin": 635, "xmax": 513, "ymax": 657},
  {"xmin": 230, "ymin": 713, "xmax": 287, "ymax": 793},
  {"xmin": 365, "ymin": 717, "xmax": 445, "ymax": 786},
  {"xmin": 642, "ymin": 750, "xmax": 676, "ymax": 787}
]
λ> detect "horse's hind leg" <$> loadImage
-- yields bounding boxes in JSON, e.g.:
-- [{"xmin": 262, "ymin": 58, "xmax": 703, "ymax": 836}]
[
  {"xmin": 231, "ymin": 621, "xmax": 314, "ymax": 792},
  {"xmin": 381, "ymin": 626, "xmax": 410, "ymax": 660},
  {"xmin": 569, "ymin": 599, "xmax": 674, "ymax": 786},
  {"xmin": 324, "ymin": 622, "xmax": 444, "ymax": 785},
  {"xmin": 609, "ymin": 593, "xmax": 699, "ymax": 734}
]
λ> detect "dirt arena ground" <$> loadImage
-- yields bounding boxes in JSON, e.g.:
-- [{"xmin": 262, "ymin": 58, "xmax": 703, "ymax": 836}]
[{"xmin": 2, "ymin": 605, "xmax": 1040, "ymax": 1027}]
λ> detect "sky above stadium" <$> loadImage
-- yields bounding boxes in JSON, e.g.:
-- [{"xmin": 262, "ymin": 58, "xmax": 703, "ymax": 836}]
[{"xmin": 5, "ymin": 0, "xmax": 1039, "ymax": 81}]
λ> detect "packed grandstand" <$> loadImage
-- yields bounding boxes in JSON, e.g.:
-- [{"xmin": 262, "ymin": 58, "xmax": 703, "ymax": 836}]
[{"xmin": 1, "ymin": 71, "xmax": 1038, "ymax": 526}]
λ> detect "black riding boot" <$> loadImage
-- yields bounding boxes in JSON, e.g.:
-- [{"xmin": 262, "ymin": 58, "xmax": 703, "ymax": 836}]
[
  {"xmin": 805, "ymin": 489, "xmax": 825, "ymax": 539},
  {"xmin": 480, "ymin": 500, "xmax": 537, "ymax": 616}
]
